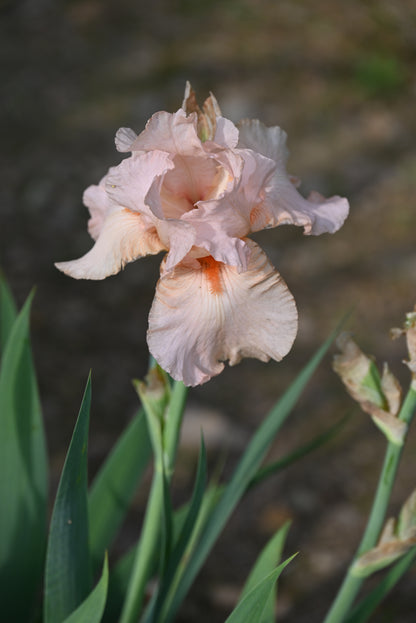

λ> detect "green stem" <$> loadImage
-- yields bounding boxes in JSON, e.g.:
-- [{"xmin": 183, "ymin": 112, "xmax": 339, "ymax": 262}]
[
  {"xmin": 120, "ymin": 378, "xmax": 188, "ymax": 623},
  {"xmin": 323, "ymin": 387, "xmax": 416, "ymax": 623},
  {"xmin": 164, "ymin": 381, "xmax": 188, "ymax": 478},
  {"xmin": 119, "ymin": 467, "xmax": 164, "ymax": 623}
]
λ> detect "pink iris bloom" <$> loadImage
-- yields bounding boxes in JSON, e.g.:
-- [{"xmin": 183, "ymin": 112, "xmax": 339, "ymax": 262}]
[{"xmin": 56, "ymin": 83, "xmax": 349, "ymax": 386}]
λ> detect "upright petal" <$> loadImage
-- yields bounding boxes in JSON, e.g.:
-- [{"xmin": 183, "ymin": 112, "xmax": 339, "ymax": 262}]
[
  {"xmin": 55, "ymin": 209, "xmax": 165, "ymax": 280},
  {"xmin": 183, "ymin": 149, "xmax": 277, "ymax": 268},
  {"xmin": 237, "ymin": 119, "xmax": 289, "ymax": 167},
  {"xmin": 129, "ymin": 109, "xmax": 204, "ymax": 156},
  {"xmin": 148, "ymin": 239, "xmax": 298, "ymax": 386},
  {"xmin": 211, "ymin": 117, "xmax": 239, "ymax": 149},
  {"xmin": 106, "ymin": 151, "xmax": 175, "ymax": 220},
  {"xmin": 115, "ymin": 127, "xmax": 138, "ymax": 153}
]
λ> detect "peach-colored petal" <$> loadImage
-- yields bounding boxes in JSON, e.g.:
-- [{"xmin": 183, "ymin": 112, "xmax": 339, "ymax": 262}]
[
  {"xmin": 157, "ymin": 219, "xmax": 196, "ymax": 271},
  {"xmin": 55, "ymin": 209, "xmax": 165, "ymax": 280},
  {"xmin": 106, "ymin": 151, "xmax": 174, "ymax": 220},
  {"xmin": 182, "ymin": 210, "xmax": 251, "ymax": 270},
  {"xmin": 129, "ymin": 109, "xmax": 204, "ymax": 156},
  {"xmin": 115, "ymin": 127, "xmax": 138, "ymax": 153},
  {"xmin": 182, "ymin": 150, "xmax": 276, "ymax": 267},
  {"xmin": 83, "ymin": 183, "xmax": 109, "ymax": 241},
  {"xmin": 260, "ymin": 181, "xmax": 350, "ymax": 235},
  {"xmin": 237, "ymin": 118, "xmax": 289, "ymax": 166},
  {"xmin": 147, "ymin": 239, "xmax": 297, "ymax": 386},
  {"xmin": 82, "ymin": 165, "xmax": 123, "ymax": 240},
  {"xmin": 211, "ymin": 117, "xmax": 239, "ymax": 149},
  {"xmin": 146, "ymin": 155, "xmax": 232, "ymax": 219},
  {"xmin": 237, "ymin": 119, "xmax": 349, "ymax": 234}
]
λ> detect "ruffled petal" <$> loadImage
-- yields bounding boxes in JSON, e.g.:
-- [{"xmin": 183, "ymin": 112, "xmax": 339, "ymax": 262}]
[
  {"xmin": 212, "ymin": 117, "xmax": 239, "ymax": 149},
  {"xmin": 144, "ymin": 154, "xmax": 232, "ymax": 221},
  {"xmin": 106, "ymin": 151, "xmax": 174, "ymax": 219},
  {"xmin": 129, "ymin": 109, "xmax": 204, "ymax": 156},
  {"xmin": 237, "ymin": 119, "xmax": 289, "ymax": 167},
  {"xmin": 182, "ymin": 150, "xmax": 276, "ymax": 268},
  {"xmin": 55, "ymin": 208, "xmax": 165, "ymax": 280},
  {"xmin": 237, "ymin": 119, "xmax": 350, "ymax": 235},
  {"xmin": 83, "ymin": 183, "xmax": 109, "ymax": 241},
  {"xmin": 147, "ymin": 239, "xmax": 298, "ymax": 386},
  {"xmin": 259, "ymin": 178, "xmax": 350, "ymax": 235},
  {"xmin": 157, "ymin": 219, "xmax": 196, "ymax": 271},
  {"xmin": 115, "ymin": 127, "xmax": 138, "ymax": 153},
  {"xmin": 82, "ymin": 165, "xmax": 122, "ymax": 240}
]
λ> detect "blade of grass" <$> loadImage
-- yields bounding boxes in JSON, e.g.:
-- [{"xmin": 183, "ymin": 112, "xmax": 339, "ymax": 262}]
[
  {"xmin": 224, "ymin": 555, "xmax": 296, "ymax": 623},
  {"xmin": 63, "ymin": 555, "xmax": 109, "ymax": 623},
  {"xmin": 162, "ymin": 325, "xmax": 340, "ymax": 622},
  {"xmin": 0, "ymin": 290, "xmax": 48, "ymax": 622},
  {"xmin": 88, "ymin": 409, "xmax": 151, "ymax": 571},
  {"xmin": 44, "ymin": 377, "xmax": 93, "ymax": 623}
]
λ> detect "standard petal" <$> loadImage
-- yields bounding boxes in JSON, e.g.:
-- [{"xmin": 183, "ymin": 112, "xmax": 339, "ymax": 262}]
[
  {"xmin": 157, "ymin": 219, "xmax": 196, "ymax": 271},
  {"xmin": 212, "ymin": 117, "xmax": 239, "ymax": 149},
  {"xmin": 183, "ymin": 149, "xmax": 276, "ymax": 267},
  {"xmin": 129, "ymin": 109, "xmax": 204, "ymax": 156},
  {"xmin": 106, "ymin": 151, "xmax": 174, "ymax": 219},
  {"xmin": 237, "ymin": 119, "xmax": 289, "ymax": 167},
  {"xmin": 147, "ymin": 240, "xmax": 298, "ymax": 386},
  {"xmin": 115, "ymin": 127, "xmax": 138, "ymax": 152},
  {"xmin": 238, "ymin": 120, "xmax": 349, "ymax": 235},
  {"xmin": 55, "ymin": 208, "xmax": 165, "ymax": 280},
  {"xmin": 152, "ymin": 155, "xmax": 231, "ymax": 218}
]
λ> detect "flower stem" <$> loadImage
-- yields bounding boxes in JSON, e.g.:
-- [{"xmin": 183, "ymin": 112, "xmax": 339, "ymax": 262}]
[
  {"xmin": 323, "ymin": 387, "xmax": 416, "ymax": 623},
  {"xmin": 119, "ymin": 378, "xmax": 188, "ymax": 623},
  {"xmin": 119, "ymin": 468, "xmax": 164, "ymax": 623},
  {"xmin": 164, "ymin": 381, "xmax": 188, "ymax": 478}
]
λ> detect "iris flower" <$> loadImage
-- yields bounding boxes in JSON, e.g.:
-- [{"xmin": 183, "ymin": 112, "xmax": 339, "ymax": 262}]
[{"xmin": 56, "ymin": 83, "xmax": 349, "ymax": 386}]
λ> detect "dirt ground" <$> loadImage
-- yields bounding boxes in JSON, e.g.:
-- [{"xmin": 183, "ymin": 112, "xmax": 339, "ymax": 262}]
[{"xmin": 2, "ymin": 1, "xmax": 416, "ymax": 621}]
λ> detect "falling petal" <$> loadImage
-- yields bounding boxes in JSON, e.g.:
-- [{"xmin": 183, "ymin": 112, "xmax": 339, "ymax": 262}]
[
  {"xmin": 148, "ymin": 239, "xmax": 297, "ymax": 386},
  {"xmin": 55, "ymin": 209, "xmax": 165, "ymax": 280}
]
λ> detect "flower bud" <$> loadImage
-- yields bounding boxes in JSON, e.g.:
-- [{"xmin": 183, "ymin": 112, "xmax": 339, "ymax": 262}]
[
  {"xmin": 352, "ymin": 489, "xmax": 416, "ymax": 577},
  {"xmin": 391, "ymin": 307, "xmax": 416, "ymax": 385},
  {"xmin": 333, "ymin": 333, "xmax": 405, "ymax": 444}
]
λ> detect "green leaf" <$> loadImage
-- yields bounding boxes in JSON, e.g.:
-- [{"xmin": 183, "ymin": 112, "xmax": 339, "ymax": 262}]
[
  {"xmin": 88, "ymin": 409, "xmax": 151, "ymax": 570},
  {"xmin": 238, "ymin": 522, "xmax": 291, "ymax": 623},
  {"xmin": 63, "ymin": 555, "xmax": 109, "ymax": 623},
  {"xmin": 0, "ymin": 275, "xmax": 17, "ymax": 354},
  {"xmin": 224, "ymin": 555, "xmax": 296, "ymax": 623},
  {"xmin": 163, "ymin": 326, "xmax": 340, "ymax": 622},
  {"xmin": 105, "ymin": 486, "xmax": 218, "ymax": 623},
  {"xmin": 44, "ymin": 377, "xmax": 93, "ymax": 623},
  {"xmin": 103, "ymin": 545, "xmax": 137, "ymax": 623},
  {"xmin": 0, "ymin": 290, "xmax": 48, "ymax": 621},
  {"xmin": 148, "ymin": 438, "xmax": 207, "ymax": 623},
  {"xmin": 345, "ymin": 547, "xmax": 416, "ymax": 623}
]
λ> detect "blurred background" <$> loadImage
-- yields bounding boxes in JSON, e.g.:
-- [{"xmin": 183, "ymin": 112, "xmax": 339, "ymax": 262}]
[{"xmin": 2, "ymin": 1, "xmax": 416, "ymax": 621}]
